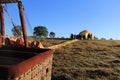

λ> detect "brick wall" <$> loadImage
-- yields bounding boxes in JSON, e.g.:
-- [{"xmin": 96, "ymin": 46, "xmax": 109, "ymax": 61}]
[
  {"xmin": 0, "ymin": 47, "xmax": 54, "ymax": 80},
  {"xmin": 15, "ymin": 55, "xmax": 53, "ymax": 80}
]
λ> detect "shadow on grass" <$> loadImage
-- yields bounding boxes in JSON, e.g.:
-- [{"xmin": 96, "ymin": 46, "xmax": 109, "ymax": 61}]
[{"xmin": 52, "ymin": 75, "xmax": 69, "ymax": 80}]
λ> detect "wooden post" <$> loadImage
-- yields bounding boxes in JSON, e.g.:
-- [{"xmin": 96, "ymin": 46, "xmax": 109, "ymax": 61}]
[
  {"xmin": 0, "ymin": 4, "xmax": 5, "ymax": 45},
  {"xmin": 18, "ymin": 1, "xmax": 28, "ymax": 47}
]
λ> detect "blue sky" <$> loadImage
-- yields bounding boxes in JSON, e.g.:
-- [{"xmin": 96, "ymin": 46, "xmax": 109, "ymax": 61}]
[{"xmin": 3, "ymin": 0, "xmax": 120, "ymax": 39}]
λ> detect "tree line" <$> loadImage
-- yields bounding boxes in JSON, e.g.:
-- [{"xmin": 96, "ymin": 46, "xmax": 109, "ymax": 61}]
[
  {"xmin": 11, "ymin": 25, "xmax": 114, "ymax": 40},
  {"xmin": 12, "ymin": 25, "xmax": 55, "ymax": 38}
]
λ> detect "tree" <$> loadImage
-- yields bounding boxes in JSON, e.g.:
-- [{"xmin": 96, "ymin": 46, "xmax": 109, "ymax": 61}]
[
  {"xmin": 11, "ymin": 25, "xmax": 22, "ymax": 37},
  {"xmin": 76, "ymin": 35, "xmax": 79, "ymax": 39},
  {"xmin": 33, "ymin": 26, "xmax": 48, "ymax": 38},
  {"xmin": 101, "ymin": 37, "xmax": 106, "ymax": 40},
  {"xmin": 94, "ymin": 36, "xmax": 99, "ymax": 40},
  {"xmin": 73, "ymin": 34, "xmax": 77, "ymax": 39},
  {"xmin": 70, "ymin": 34, "xmax": 74, "ymax": 39},
  {"xmin": 110, "ymin": 38, "xmax": 113, "ymax": 40},
  {"xmin": 49, "ymin": 32, "xmax": 55, "ymax": 38}
]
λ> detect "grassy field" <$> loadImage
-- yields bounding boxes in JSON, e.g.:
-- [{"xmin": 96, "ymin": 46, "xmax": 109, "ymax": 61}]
[
  {"xmin": 51, "ymin": 40, "xmax": 120, "ymax": 80},
  {"xmin": 28, "ymin": 37, "xmax": 68, "ymax": 47}
]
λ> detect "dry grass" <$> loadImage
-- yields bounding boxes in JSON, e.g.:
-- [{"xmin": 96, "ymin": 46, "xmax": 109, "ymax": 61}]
[
  {"xmin": 28, "ymin": 37, "xmax": 68, "ymax": 47},
  {"xmin": 52, "ymin": 40, "xmax": 120, "ymax": 80}
]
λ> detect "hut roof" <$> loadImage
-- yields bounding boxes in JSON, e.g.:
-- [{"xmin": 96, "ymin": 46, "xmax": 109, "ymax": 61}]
[{"xmin": 79, "ymin": 30, "xmax": 92, "ymax": 35}]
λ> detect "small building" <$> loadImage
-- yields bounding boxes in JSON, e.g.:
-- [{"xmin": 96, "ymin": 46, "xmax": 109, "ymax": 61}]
[{"xmin": 79, "ymin": 30, "xmax": 94, "ymax": 40}]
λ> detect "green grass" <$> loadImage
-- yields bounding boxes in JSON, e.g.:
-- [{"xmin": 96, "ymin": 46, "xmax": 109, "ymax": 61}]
[{"xmin": 51, "ymin": 40, "xmax": 120, "ymax": 80}]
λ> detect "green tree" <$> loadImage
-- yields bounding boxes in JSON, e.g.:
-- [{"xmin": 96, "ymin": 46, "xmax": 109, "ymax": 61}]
[
  {"xmin": 33, "ymin": 26, "xmax": 48, "ymax": 38},
  {"xmin": 110, "ymin": 38, "xmax": 113, "ymax": 40},
  {"xmin": 70, "ymin": 33, "xmax": 74, "ymax": 39},
  {"xmin": 101, "ymin": 37, "xmax": 106, "ymax": 40},
  {"xmin": 49, "ymin": 32, "xmax": 55, "ymax": 38},
  {"xmin": 94, "ymin": 36, "xmax": 99, "ymax": 40},
  {"xmin": 11, "ymin": 25, "xmax": 22, "ymax": 37}
]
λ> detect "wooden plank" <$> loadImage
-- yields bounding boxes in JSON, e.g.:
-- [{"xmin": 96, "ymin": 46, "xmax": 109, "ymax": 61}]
[{"xmin": 0, "ymin": 0, "xmax": 20, "ymax": 3}]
